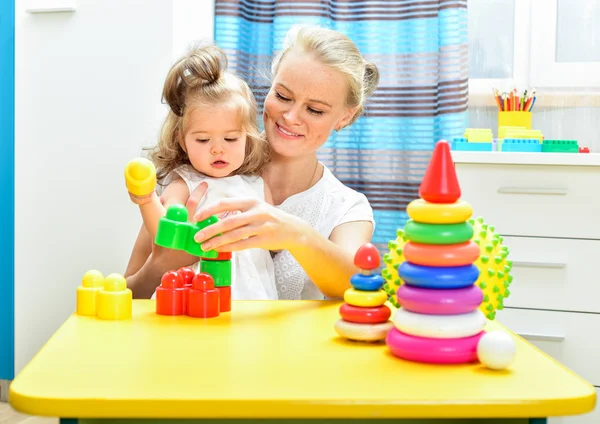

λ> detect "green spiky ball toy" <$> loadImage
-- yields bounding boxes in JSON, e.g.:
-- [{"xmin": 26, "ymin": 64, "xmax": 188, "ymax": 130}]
[{"xmin": 382, "ymin": 216, "xmax": 513, "ymax": 320}]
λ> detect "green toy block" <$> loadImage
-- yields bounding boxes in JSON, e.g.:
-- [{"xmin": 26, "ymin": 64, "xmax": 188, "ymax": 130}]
[
  {"xmin": 542, "ymin": 140, "xmax": 579, "ymax": 153},
  {"xmin": 155, "ymin": 204, "xmax": 219, "ymax": 259},
  {"xmin": 200, "ymin": 260, "xmax": 232, "ymax": 287}
]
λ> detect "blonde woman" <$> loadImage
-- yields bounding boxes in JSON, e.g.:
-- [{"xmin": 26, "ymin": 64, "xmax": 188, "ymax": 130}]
[
  {"xmin": 125, "ymin": 43, "xmax": 277, "ymax": 301},
  {"xmin": 126, "ymin": 25, "xmax": 380, "ymax": 301}
]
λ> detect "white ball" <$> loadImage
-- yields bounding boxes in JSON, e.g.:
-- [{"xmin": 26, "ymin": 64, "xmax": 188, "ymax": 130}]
[{"xmin": 477, "ymin": 330, "xmax": 516, "ymax": 370}]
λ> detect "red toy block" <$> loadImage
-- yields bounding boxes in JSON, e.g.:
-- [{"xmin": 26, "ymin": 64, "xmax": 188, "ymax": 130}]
[
  {"xmin": 354, "ymin": 243, "xmax": 380, "ymax": 271},
  {"xmin": 580, "ymin": 147, "xmax": 590, "ymax": 153},
  {"xmin": 187, "ymin": 273, "xmax": 220, "ymax": 318},
  {"xmin": 419, "ymin": 140, "xmax": 461, "ymax": 204},
  {"xmin": 176, "ymin": 266, "xmax": 196, "ymax": 314},
  {"xmin": 156, "ymin": 271, "xmax": 186, "ymax": 316},
  {"xmin": 216, "ymin": 286, "xmax": 231, "ymax": 312}
]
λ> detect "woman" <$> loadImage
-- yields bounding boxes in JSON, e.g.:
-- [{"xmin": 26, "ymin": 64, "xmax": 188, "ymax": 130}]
[{"xmin": 125, "ymin": 25, "xmax": 380, "ymax": 300}]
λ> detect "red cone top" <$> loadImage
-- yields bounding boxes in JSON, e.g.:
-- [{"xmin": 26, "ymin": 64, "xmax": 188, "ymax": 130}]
[
  {"xmin": 419, "ymin": 140, "xmax": 461, "ymax": 203},
  {"xmin": 354, "ymin": 243, "xmax": 380, "ymax": 270}
]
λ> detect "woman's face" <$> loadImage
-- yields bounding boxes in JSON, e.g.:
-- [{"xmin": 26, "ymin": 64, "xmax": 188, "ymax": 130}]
[{"xmin": 263, "ymin": 49, "xmax": 357, "ymax": 158}]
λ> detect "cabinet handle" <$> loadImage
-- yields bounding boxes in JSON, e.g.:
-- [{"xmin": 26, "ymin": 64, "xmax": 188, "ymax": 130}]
[
  {"xmin": 512, "ymin": 261, "xmax": 566, "ymax": 269},
  {"xmin": 518, "ymin": 332, "xmax": 565, "ymax": 342},
  {"xmin": 497, "ymin": 187, "xmax": 568, "ymax": 195}
]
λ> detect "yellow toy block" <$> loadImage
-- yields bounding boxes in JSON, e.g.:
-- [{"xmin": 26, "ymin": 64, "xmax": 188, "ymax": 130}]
[
  {"xmin": 97, "ymin": 274, "xmax": 132, "ymax": 320},
  {"xmin": 76, "ymin": 270, "xmax": 105, "ymax": 316},
  {"xmin": 464, "ymin": 128, "xmax": 493, "ymax": 143},
  {"xmin": 124, "ymin": 158, "xmax": 157, "ymax": 197}
]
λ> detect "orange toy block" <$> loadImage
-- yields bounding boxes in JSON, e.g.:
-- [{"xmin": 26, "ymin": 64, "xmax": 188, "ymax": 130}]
[
  {"xmin": 96, "ymin": 274, "xmax": 132, "ymax": 320},
  {"xmin": 76, "ymin": 270, "xmax": 105, "ymax": 316}
]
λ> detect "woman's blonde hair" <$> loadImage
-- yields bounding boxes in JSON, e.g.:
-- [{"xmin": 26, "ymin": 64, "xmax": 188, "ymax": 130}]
[
  {"xmin": 148, "ymin": 43, "xmax": 270, "ymax": 183},
  {"xmin": 271, "ymin": 25, "xmax": 379, "ymax": 127}
]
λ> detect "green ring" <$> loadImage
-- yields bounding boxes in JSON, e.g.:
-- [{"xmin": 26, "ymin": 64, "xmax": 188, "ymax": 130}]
[{"xmin": 403, "ymin": 220, "xmax": 473, "ymax": 245}]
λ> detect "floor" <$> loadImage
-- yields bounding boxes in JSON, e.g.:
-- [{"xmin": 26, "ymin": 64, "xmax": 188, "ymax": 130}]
[{"xmin": 0, "ymin": 402, "xmax": 56, "ymax": 424}]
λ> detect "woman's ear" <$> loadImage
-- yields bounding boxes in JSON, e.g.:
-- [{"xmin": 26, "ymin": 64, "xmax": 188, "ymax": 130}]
[{"xmin": 336, "ymin": 106, "xmax": 360, "ymax": 131}]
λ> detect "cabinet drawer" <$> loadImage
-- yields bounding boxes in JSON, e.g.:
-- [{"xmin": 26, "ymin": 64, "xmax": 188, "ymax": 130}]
[
  {"xmin": 455, "ymin": 163, "xmax": 600, "ymax": 239},
  {"xmin": 549, "ymin": 387, "xmax": 599, "ymax": 424},
  {"xmin": 497, "ymin": 308, "xmax": 600, "ymax": 386},
  {"xmin": 502, "ymin": 236, "xmax": 600, "ymax": 313}
]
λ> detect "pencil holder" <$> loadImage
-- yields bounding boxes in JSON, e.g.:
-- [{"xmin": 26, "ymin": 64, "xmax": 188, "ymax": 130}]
[{"xmin": 498, "ymin": 111, "xmax": 532, "ymax": 139}]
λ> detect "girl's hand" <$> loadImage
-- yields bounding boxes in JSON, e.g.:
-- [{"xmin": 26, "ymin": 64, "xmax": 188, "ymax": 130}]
[{"xmin": 192, "ymin": 198, "xmax": 307, "ymax": 252}]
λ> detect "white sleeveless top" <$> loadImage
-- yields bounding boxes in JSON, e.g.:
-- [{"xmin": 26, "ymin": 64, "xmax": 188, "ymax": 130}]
[
  {"xmin": 158, "ymin": 165, "xmax": 278, "ymax": 300},
  {"xmin": 272, "ymin": 164, "xmax": 375, "ymax": 300}
]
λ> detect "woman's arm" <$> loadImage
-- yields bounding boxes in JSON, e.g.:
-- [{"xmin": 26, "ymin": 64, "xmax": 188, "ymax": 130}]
[{"xmin": 192, "ymin": 199, "xmax": 374, "ymax": 298}]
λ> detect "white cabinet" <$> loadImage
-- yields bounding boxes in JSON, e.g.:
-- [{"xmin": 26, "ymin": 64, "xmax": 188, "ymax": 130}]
[{"xmin": 453, "ymin": 151, "xmax": 600, "ymax": 424}]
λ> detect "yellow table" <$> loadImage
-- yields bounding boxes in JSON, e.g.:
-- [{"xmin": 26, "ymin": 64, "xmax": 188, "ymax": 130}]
[{"xmin": 8, "ymin": 300, "xmax": 596, "ymax": 424}]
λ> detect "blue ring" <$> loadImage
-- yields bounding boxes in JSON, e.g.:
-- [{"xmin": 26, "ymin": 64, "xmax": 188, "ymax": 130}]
[
  {"xmin": 350, "ymin": 274, "xmax": 384, "ymax": 291},
  {"xmin": 398, "ymin": 262, "xmax": 479, "ymax": 289}
]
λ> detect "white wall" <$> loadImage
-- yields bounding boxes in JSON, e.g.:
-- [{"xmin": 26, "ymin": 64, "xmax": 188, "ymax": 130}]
[{"xmin": 14, "ymin": 0, "xmax": 214, "ymax": 373}]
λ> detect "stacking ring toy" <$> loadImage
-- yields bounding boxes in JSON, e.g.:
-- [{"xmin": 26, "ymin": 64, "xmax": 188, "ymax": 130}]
[
  {"xmin": 339, "ymin": 304, "xmax": 391, "ymax": 324},
  {"xmin": 397, "ymin": 284, "xmax": 483, "ymax": 315},
  {"xmin": 403, "ymin": 220, "xmax": 473, "ymax": 245},
  {"xmin": 386, "ymin": 327, "xmax": 484, "ymax": 364},
  {"xmin": 398, "ymin": 262, "xmax": 479, "ymax": 289},
  {"xmin": 350, "ymin": 273, "xmax": 385, "ymax": 291},
  {"xmin": 344, "ymin": 288, "xmax": 388, "ymax": 307},
  {"xmin": 407, "ymin": 199, "xmax": 473, "ymax": 224},
  {"xmin": 403, "ymin": 241, "xmax": 480, "ymax": 267},
  {"xmin": 392, "ymin": 308, "xmax": 486, "ymax": 339},
  {"xmin": 335, "ymin": 319, "xmax": 394, "ymax": 342}
]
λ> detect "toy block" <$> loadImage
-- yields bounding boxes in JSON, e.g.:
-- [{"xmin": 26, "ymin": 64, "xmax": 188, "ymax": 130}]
[
  {"xmin": 124, "ymin": 158, "xmax": 156, "ymax": 197},
  {"xmin": 452, "ymin": 140, "xmax": 493, "ymax": 152},
  {"xmin": 155, "ymin": 204, "xmax": 219, "ymax": 259},
  {"xmin": 419, "ymin": 140, "xmax": 461, "ymax": 204},
  {"xmin": 216, "ymin": 286, "xmax": 232, "ymax": 312},
  {"xmin": 156, "ymin": 271, "xmax": 186, "ymax": 316},
  {"xmin": 76, "ymin": 270, "xmax": 105, "ymax": 316},
  {"xmin": 464, "ymin": 128, "xmax": 493, "ymax": 143},
  {"xmin": 199, "ymin": 259, "xmax": 232, "ymax": 287},
  {"xmin": 580, "ymin": 147, "xmax": 590, "ymax": 153},
  {"xmin": 502, "ymin": 129, "xmax": 543, "ymax": 142},
  {"xmin": 501, "ymin": 139, "xmax": 541, "ymax": 152},
  {"xmin": 96, "ymin": 274, "xmax": 132, "ymax": 320},
  {"xmin": 187, "ymin": 273, "xmax": 220, "ymax": 318},
  {"xmin": 542, "ymin": 140, "xmax": 579, "ymax": 153}
]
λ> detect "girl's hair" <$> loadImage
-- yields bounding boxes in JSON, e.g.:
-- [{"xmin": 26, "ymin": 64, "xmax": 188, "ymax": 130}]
[
  {"xmin": 148, "ymin": 43, "xmax": 269, "ymax": 182},
  {"xmin": 271, "ymin": 25, "xmax": 379, "ymax": 127}
]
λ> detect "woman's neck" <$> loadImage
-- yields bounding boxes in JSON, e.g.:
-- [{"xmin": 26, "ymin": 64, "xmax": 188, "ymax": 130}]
[{"xmin": 264, "ymin": 153, "xmax": 323, "ymax": 206}]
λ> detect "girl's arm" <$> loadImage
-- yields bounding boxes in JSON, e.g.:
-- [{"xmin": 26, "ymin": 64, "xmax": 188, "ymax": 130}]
[
  {"xmin": 191, "ymin": 199, "xmax": 374, "ymax": 299},
  {"xmin": 133, "ymin": 177, "xmax": 190, "ymax": 238}
]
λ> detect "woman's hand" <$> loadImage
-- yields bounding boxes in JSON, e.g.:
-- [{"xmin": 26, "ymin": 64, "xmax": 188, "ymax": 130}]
[{"xmin": 192, "ymin": 198, "xmax": 307, "ymax": 252}]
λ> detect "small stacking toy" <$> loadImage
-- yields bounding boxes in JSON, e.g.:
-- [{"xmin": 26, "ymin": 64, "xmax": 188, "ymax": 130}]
[
  {"xmin": 385, "ymin": 140, "xmax": 516, "ymax": 369},
  {"xmin": 76, "ymin": 270, "xmax": 105, "ymax": 316},
  {"xmin": 156, "ymin": 266, "xmax": 229, "ymax": 317},
  {"xmin": 96, "ymin": 273, "xmax": 133, "ymax": 320},
  {"xmin": 334, "ymin": 243, "xmax": 393, "ymax": 342}
]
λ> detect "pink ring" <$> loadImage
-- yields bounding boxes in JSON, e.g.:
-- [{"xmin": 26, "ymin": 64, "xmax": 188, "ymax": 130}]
[
  {"xmin": 396, "ymin": 284, "xmax": 483, "ymax": 315},
  {"xmin": 403, "ymin": 241, "xmax": 480, "ymax": 267},
  {"xmin": 386, "ymin": 327, "xmax": 484, "ymax": 364}
]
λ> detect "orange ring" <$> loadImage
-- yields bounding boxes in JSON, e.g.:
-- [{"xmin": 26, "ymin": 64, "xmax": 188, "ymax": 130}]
[{"xmin": 403, "ymin": 241, "xmax": 480, "ymax": 267}]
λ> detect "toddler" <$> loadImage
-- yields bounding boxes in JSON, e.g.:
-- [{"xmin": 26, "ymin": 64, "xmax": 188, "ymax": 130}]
[{"xmin": 125, "ymin": 43, "xmax": 277, "ymax": 300}]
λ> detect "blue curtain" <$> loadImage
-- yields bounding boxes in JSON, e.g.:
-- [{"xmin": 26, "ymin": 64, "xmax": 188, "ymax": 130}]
[{"xmin": 214, "ymin": 0, "xmax": 469, "ymax": 254}]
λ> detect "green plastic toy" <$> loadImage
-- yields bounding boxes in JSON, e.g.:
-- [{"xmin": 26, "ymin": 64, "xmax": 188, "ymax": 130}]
[
  {"xmin": 155, "ymin": 204, "xmax": 219, "ymax": 259},
  {"xmin": 200, "ymin": 260, "xmax": 232, "ymax": 287}
]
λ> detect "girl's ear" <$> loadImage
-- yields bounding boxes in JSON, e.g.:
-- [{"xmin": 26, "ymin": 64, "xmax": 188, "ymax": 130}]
[{"xmin": 176, "ymin": 129, "xmax": 187, "ymax": 152}]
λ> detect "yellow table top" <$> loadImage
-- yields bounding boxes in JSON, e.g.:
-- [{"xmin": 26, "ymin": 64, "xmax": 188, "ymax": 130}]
[{"xmin": 9, "ymin": 300, "xmax": 596, "ymax": 419}]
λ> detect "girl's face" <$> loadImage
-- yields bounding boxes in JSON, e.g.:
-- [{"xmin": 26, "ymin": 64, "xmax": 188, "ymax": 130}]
[
  {"xmin": 263, "ymin": 49, "xmax": 357, "ymax": 159},
  {"xmin": 181, "ymin": 104, "xmax": 247, "ymax": 178}
]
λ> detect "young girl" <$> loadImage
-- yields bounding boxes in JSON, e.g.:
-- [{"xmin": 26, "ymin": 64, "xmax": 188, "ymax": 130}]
[{"xmin": 125, "ymin": 43, "xmax": 277, "ymax": 301}]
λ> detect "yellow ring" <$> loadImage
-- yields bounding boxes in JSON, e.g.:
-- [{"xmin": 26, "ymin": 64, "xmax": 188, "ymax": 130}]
[
  {"xmin": 407, "ymin": 199, "xmax": 473, "ymax": 224},
  {"xmin": 344, "ymin": 288, "xmax": 388, "ymax": 307}
]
